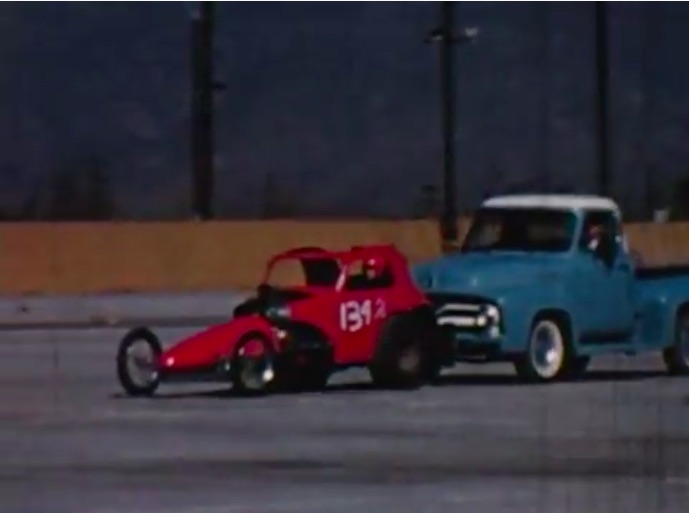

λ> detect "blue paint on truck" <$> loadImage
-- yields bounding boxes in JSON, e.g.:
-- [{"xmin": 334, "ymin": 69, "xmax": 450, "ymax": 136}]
[{"xmin": 413, "ymin": 194, "xmax": 689, "ymax": 381}]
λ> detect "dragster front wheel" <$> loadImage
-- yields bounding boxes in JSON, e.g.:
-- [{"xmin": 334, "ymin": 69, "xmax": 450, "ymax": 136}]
[{"xmin": 116, "ymin": 327, "xmax": 162, "ymax": 397}]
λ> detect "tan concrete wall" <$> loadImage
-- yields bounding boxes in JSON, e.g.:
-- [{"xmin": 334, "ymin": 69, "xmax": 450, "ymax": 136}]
[
  {"xmin": 0, "ymin": 220, "xmax": 440, "ymax": 295},
  {"xmin": 623, "ymin": 222, "xmax": 689, "ymax": 266},
  {"xmin": 2, "ymin": 220, "xmax": 689, "ymax": 295}
]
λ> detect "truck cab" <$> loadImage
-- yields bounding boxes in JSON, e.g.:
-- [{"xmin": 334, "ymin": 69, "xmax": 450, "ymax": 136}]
[{"xmin": 413, "ymin": 194, "xmax": 689, "ymax": 382}]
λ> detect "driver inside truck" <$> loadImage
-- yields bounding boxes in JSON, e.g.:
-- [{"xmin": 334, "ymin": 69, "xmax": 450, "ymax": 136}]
[
  {"xmin": 585, "ymin": 224, "xmax": 604, "ymax": 252},
  {"xmin": 580, "ymin": 211, "xmax": 617, "ymax": 255}
]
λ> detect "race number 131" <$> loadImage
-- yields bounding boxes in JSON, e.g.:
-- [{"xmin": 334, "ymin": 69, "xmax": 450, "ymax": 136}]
[{"xmin": 339, "ymin": 299, "xmax": 385, "ymax": 332}]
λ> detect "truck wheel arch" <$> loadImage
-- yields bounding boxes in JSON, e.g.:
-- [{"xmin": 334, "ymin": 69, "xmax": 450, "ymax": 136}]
[{"xmin": 533, "ymin": 309, "xmax": 573, "ymax": 343}]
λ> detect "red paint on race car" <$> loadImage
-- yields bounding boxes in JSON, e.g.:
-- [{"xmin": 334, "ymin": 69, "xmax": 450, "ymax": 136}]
[
  {"xmin": 158, "ymin": 315, "xmax": 274, "ymax": 371},
  {"xmin": 117, "ymin": 243, "xmax": 444, "ymax": 396},
  {"xmin": 158, "ymin": 244, "xmax": 430, "ymax": 372}
]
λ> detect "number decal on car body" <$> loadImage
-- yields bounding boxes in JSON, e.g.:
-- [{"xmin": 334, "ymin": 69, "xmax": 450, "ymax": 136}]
[{"xmin": 340, "ymin": 298, "xmax": 386, "ymax": 332}]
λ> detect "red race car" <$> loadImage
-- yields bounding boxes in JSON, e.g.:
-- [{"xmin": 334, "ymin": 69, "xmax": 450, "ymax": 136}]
[{"xmin": 116, "ymin": 244, "xmax": 452, "ymax": 397}]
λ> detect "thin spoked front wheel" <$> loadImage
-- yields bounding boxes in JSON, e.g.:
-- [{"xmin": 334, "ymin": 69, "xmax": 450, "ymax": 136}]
[{"xmin": 116, "ymin": 327, "xmax": 162, "ymax": 397}]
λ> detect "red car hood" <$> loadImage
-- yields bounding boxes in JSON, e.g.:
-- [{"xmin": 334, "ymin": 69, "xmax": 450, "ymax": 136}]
[{"xmin": 159, "ymin": 315, "xmax": 274, "ymax": 371}]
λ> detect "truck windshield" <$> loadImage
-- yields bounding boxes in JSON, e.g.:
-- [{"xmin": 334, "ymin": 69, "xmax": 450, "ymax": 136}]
[{"xmin": 461, "ymin": 207, "xmax": 576, "ymax": 253}]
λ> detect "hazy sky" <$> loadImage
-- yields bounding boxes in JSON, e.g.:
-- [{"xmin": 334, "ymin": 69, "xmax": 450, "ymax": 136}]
[{"xmin": 0, "ymin": 1, "xmax": 688, "ymax": 219}]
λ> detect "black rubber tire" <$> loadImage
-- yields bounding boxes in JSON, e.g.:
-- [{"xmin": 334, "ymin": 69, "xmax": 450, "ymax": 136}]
[
  {"xmin": 288, "ymin": 365, "xmax": 331, "ymax": 392},
  {"xmin": 231, "ymin": 332, "xmax": 279, "ymax": 396},
  {"xmin": 116, "ymin": 327, "xmax": 162, "ymax": 397},
  {"xmin": 423, "ymin": 323, "xmax": 453, "ymax": 384},
  {"xmin": 369, "ymin": 312, "xmax": 438, "ymax": 389},
  {"xmin": 563, "ymin": 355, "xmax": 591, "ymax": 380},
  {"xmin": 514, "ymin": 316, "xmax": 573, "ymax": 383},
  {"xmin": 662, "ymin": 307, "xmax": 689, "ymax": 375}
]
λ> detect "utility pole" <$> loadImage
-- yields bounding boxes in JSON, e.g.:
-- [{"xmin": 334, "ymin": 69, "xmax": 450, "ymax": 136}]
[
  {"xmin": 594, "ymin": 1, "xmax": 610, "ymax": 197},
  {"xmin": 425, "ymin": 2, "xmax": 478, "ymax": 252},
  {"xmin": 640, "ymin": 1, "xmax": 659, "ymax": 220},
  {"xmin": 190, "ymin": 2, "xmax": 221, "ymax": 220},
  {"xmin": 439, "ymin": 2, "xmax": 457, "ymax": 249},
  {"xmin": 538, "ymin": 2, "xmax": 552, "ymax": 193}
]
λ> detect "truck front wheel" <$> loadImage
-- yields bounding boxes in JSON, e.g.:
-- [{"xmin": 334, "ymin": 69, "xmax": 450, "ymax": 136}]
[
  {"xmin": 662, "ymin": 308, "xmax": 689, "ymax": 375},
  {"xmin": 514, "ymin": 318, "xmax": 570, "ymax": 383}
]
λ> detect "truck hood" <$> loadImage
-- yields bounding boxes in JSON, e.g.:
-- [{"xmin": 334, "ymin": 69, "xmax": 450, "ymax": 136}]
[{"xmin": 413, "ymin": 251, "xmax": 566, "ymax": 295}]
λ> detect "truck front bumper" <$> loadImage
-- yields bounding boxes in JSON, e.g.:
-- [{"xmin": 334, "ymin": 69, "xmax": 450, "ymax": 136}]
[{"xmin": 442, "ymin": 327, "xmax": 511, "ymax": 362}]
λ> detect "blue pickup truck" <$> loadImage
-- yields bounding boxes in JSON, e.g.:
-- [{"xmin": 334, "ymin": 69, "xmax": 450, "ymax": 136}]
[{"xmin": 413, "ymin": 194, "xmax": 689, "ymax": 382}]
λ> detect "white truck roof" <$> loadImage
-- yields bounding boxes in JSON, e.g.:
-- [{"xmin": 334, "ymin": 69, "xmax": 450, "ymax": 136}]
[{"xmin": 481, "ymin": 194, "xmax": 621, "ymax": 215}]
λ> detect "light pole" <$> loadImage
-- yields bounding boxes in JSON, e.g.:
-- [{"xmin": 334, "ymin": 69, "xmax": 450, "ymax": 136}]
[
  {"xmin": 425, "ymin": 2, "xmax": 478, "ymax": 251},
  {"xmin": 189, "ymin": 2, "xmax": 224, "ymax": 220}
]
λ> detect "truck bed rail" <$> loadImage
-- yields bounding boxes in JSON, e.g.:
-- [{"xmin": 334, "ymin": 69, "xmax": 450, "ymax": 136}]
[{"xmin": 635, "ymin": 264, "xmax": 689, "ymax": 280}]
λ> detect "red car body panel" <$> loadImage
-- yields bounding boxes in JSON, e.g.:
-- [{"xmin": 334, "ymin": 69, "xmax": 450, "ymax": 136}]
[
  {"xmin": 154, "ymin": 244, "xmax": 430, "ymax": 376},
  {"xmin": 158, "ymin": 316, "xmax": 275, "ymax": 372}
]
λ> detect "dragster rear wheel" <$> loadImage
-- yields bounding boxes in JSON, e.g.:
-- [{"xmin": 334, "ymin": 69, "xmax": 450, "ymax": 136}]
[
  {"xmin": 370, "ymin": 311, "xmax": 439, "ymax": 389},
  {"xmin": 116, "ymin": 327, "xmax": 162, "ymax": 397}
]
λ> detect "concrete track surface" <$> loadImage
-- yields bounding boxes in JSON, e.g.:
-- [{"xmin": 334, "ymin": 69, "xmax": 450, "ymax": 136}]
[{"xmin": 1, "ymin": 327, "xmax": 689, "ymax": 513}]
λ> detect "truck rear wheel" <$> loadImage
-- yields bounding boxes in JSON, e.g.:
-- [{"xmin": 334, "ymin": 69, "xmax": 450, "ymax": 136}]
[
  {"xmin": 662, "ymin": 308, "xmax": 689, "ymax": 375},
  {"xmin": 369, "ymin": 312, "xmax": 439, "ymax": 389},
  {"xmin": 515, "ymin": 317, "xmax": 570, "ymax": 383}
]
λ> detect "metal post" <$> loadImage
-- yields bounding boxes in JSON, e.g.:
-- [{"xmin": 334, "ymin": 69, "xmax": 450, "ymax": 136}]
[
  {"xmin": 595, "ymin": 1, "xmax": 610, "ymax": 197},
  {"xmin": 439, "ymin": 1, "xmax": 458, "ymax": 250},
  {"xmin": 191, "ymin": 1, "xmax": 215, "ymax": 220}
]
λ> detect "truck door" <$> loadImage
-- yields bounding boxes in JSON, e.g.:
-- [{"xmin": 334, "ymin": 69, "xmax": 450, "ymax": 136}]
[{"xmin": 579, "ymin": 210, "xmax": 636, "ymax": 343}]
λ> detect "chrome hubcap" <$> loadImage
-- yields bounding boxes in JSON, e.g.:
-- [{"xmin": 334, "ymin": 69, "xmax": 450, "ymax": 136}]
[
  {"xmin": 531, "ymin": 322, "xmax": 563, "ymax": 378},
  {"xmin": 126, "ymin": 340, "xmax": 158, "ymax": 387},
  {"xmin": 237, "ymin": 343, "xmax": 274, "ymax": 390}
]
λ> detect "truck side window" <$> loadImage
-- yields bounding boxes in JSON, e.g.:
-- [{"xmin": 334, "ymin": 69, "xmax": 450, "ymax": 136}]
[{"xmin": 579, "ymin": 210, "xmax": 619, "ymax": 251}]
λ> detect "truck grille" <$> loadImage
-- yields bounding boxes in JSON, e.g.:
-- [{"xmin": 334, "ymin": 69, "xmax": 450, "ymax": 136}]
[{"xmin": 426, "ymin": 293, "xmax": 494, "ymax": 332}]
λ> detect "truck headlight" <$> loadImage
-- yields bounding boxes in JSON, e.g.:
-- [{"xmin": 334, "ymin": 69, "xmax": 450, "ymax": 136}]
[
  {"xmin": 484, "ymin": 304, "xmax": 500, "ymax": 324},
  {"xmin": 478, "ymin": 304, "xmax": 501, "ymax": 335}
]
